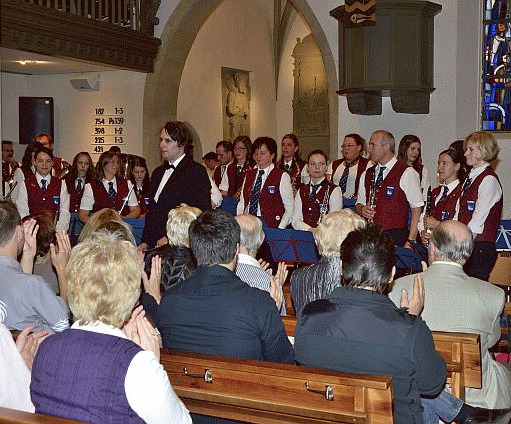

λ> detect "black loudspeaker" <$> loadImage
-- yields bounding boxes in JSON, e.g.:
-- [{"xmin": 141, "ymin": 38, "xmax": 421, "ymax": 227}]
[{"xmin": 19, "ymin": 97, "xmax": 54, "ymax": 145}]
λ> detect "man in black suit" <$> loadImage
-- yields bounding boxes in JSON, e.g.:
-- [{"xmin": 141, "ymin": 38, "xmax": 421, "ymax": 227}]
[{"xmin": 139, "ymin": 121, "xmax": 211, "ymax": 249}]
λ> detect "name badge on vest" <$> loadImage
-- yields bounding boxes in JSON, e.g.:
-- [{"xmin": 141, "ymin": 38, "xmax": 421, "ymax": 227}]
[
  {"xmin": 144, "ymin": 197, "xmax": 150, "ymax": 205},
  {"xmin": 466, "ymin": 200, "xmax": 475, "ymax": 213},
  {"xmin": 385, "ymin": 186, "xmax": 394, "ymax": 197},
  {"xmin": 267, "ymin": 186, "xmax": 276, "ymax": 195},
  {"xmin": 52, "ymin": 196, "xmax": 60, "ymax": 206},
  {"xmin": 440, "ymin": 211, "xmax": 449, "ymax": 221}
]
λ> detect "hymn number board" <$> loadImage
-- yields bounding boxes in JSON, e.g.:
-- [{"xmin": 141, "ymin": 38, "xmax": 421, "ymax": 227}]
[{"xmin": 91, "ymin": 107, "xmax": 126, "ymax": 157}]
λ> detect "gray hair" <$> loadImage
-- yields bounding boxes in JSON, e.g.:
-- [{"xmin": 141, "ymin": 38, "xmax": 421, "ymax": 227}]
[
  {"xmin": 235, "ymin": 214, "xmax": 263, "ymax": 256},
  {"xmin": 374, "ymin": 130, "xmax": 395, "ymax": 153},
  {"xmin": 430, "ymin": 223, "xmax": 473, "ymax": 264}
]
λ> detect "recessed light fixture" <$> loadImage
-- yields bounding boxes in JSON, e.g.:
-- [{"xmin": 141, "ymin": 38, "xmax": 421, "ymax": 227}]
[{"xmin": 17, "ymin": 60, "xmax": 44, "ymax": 65}]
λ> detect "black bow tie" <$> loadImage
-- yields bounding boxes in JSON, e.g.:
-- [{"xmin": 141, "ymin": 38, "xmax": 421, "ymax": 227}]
[{"xmin": 165, "ymin": 163, "xmax": 175, "ymax": 171}]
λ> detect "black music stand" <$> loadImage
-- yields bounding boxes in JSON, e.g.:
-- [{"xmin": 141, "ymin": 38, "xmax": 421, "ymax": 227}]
[{"xmin": 264, "ymin": 228, "xmax": 318, "ymax": 265}]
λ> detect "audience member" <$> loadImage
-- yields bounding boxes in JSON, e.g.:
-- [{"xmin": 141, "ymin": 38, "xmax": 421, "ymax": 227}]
[
  {"xmin": 140, "ymin": 121, "xmax": 211, "ymax": 249},
  {"xmin": 292, "ymin": 149, "xmax": 342, "ymax": 231},
  {"xmin": 277, "ymin": 133, "xmax": 307, "ymax": 193},
  {"xmin": 391, "ymin": 220, "xmax": 511, "ymax": 411},
  {"xmin": 15, "ymin": 146, "xmax": 70, "ymax": 231},
  {"xmin": 97, "ymin": 219, "xmax": 137, "ymax": 246},
  {"xmin": 356, "ymin": 130, "xmax": 424, "ymax": 247},
  {"xmin": 155, "ymin": 210, "xmax": 294, "ymax": 363},
  {"xmin": 30, "ymin": 232, "xmax": 192, "ymax": 424},
  {"xmin": 77, "ymin": 207, "xmax": 122, "ymax": 243},
  {"xmin": 0, "ymin": 201, "xmax": 69, "ymax": 332},
  {"xmin": 327, "ymin": 133, "xmax": 370, "ymax": 203},
  {"xmin": 397, "ymin": 134, "xmax": 430, "ymax": 196},
  {"xmin": 235, "ymin": 214, "xmax": 288, "ymax": 314},
  {"xmin": 64, "ymin": 152, "xmax": 94, "ymax": 213},
  {"xmin": 457, "ymin": 131, "xmax": 502, "ymax": 281},
  {"xmin": 237, "ymin": 137, "xmax": 294, "ymax": 228},
  {"xmin": 79, "ymin": 150, "xmax": 140, "ymax": 223},
  {"xmin": 291, "ymin": 209, "xmax": 365, "ymax": 313}
]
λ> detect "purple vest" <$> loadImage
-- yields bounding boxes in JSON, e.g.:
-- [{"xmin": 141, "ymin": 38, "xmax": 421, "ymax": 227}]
[{"xmin": 31, "ymin": 329, "xmax": 144, "ymax": 424}]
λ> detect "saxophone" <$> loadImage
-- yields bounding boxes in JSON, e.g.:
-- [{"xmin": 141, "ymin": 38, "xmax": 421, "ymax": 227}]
[{"xmin": 317, "ymin": 183, "xmax": 331, "ymax": 225}]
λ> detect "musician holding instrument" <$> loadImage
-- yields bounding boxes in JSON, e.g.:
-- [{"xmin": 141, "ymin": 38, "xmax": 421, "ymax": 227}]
[
  {"xmin": 78, "ymin": 151, "xmax": 139, "ymax": 223},
  {"xmin": 292, "ymin": 150, "xmax": 342, "ymax": 231},
  {"xmin": 2, "ymin": 140, "xmax": 19, "ymax": 198},
  {"xmin": 64, "ymin": 152, "xmax": 94, "ymax": 214},
  {"xmin": 356, "ymin": 130, "xmax": 423, "ymax": 247},
  {"xmin": 277, "ymin": 133, "xmax": 308, "ymax": 194},
  {"xmin": 129, "ymin": 156, "xmax": 150, "ymax": 216},
  {"xmin": 15, "ymin": 146, "xmax": 70, "ymax": 231},
  {"xmin": 420, "ymin": 149, "xmax": 464, "ymax": 245}
]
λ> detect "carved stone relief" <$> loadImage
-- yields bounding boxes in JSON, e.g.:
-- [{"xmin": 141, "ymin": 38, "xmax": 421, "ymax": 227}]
[{"xmin": 222, "ymin": 67, "xmax": 251, "ymax": 141}]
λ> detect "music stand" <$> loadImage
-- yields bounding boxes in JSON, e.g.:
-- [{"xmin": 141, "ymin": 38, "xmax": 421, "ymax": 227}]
[
  {"xmin": 123, "ymin": 218, "xmax": 145, "ymax": 245},
  {"xmin": 496, "ymin": 220, "xmax": 511, "ymax": 251},
  {"xmin": 264, "ymin": 228, "xmax": 318, "ymax": 265},
  {"xmin": 395, "ymin": 245, "xmax": 422, "ymax": 274}
]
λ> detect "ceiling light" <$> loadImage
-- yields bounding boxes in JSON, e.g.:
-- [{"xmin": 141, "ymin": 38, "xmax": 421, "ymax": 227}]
[{"xmin": 17, "ymin": 60, "xmax": 42, "ymax": 65}]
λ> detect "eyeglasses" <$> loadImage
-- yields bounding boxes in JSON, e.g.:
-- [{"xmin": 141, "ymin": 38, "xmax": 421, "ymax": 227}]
[{"xmin": 342, "ymin": 144, "xmax": 357, "ymax": 149}]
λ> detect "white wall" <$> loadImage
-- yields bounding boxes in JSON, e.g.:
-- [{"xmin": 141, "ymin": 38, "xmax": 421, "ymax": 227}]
[
  {"xmin": 1, "ymin": 70, "xmax": 146, "ymax": 164},
  {"xmin": 177, "ymin": 0, "xmax": 277, "ymax": 154}
]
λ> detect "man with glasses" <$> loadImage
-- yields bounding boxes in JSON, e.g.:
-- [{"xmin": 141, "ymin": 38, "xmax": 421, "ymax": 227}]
[{"xmin": 356, "ymin": 130, "xmax": 423, "ymax": 247}]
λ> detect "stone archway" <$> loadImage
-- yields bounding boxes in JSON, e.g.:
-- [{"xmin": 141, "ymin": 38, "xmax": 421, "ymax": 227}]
[{"xmin": 143, "ymin": 0, "xmax": 338, "ymax": 170}]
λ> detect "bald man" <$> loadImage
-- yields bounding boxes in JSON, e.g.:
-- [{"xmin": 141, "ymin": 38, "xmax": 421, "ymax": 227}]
[{"xmin": 390, "ymin": 220, "xmax": 511, "ymax": 410}]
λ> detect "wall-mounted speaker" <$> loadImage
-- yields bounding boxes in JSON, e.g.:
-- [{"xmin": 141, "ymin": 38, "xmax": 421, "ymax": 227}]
[
  {"xmin": 70, "ymin": 73, "xmax": 100, "ymax": 90},
  {"xmin": 19, "ymin": 97, "xmax": 54, "ymax": 145}
]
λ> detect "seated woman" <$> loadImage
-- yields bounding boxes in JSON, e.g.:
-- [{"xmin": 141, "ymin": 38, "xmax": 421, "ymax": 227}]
[
  {"xmin": 30, "ymin": 232, "xmax": 192, "ymax": 424},
  {"xmin": 291, "ymin": 209, "xmax": 366, "ymax": 313},
  {"xmin": 327, "ymin": 133, "xmax": 370, "ymax": 206},
  {"xmin": 78, "ymin": 150, "xmax": 140, "ymax": 223},
  {"xmin": 141, "ymin": 204, "xmax": 201, "ymax": 319},
  {"xmin": 397, "ymin": 134, "xmax": 430, "ymax": 197},
  {"xmin": 64, "ymin": 152, "xmax": 94, "ymax": 214},
  {"xmin": 229, "ymin": 135, "xmax": 254, "ymax": 199},
  {"xmin": 130, "ymin": 156, "xmax": 150, "ymax": 217},
  {"xmin": 277, "ymin": 133, "xmax": 308, "ymax": 193},
  {"xmin": 15, "ymin": 146, "xmax": 70, "ymax": 231},
  {"xmin": 420, "ymin": 148, "xmax": 465, "ymax": 243},
  {"xmin": 237, "ymin": 137, "xmax": 294, "ymax": 228},
  {"xmin": 292, "ymin": 150, "xmax": 343, "ymax": 231},
  {"xmin": 457, "ymin": 131, "xmax": 503, "ymax": 281}
]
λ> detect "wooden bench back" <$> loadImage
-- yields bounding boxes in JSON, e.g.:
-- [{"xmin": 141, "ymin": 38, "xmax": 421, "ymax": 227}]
[
  {"xmin": 161, "ymin": 349, "xmax": 394, "ymax": 424},
  {"xmin": 282, "ymin": 315, "xmax": 482, "ymax": 401},
  {"xmin": 0, "ymin": 407, "xmax": 82, "ymax": 424}
]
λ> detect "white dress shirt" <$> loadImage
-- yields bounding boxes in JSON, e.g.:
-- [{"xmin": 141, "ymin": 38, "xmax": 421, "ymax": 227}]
[
  {"xmin": 356, "ymin": 157, "xmax": 424, "ymax": 208},
  {"xmin": 237, "ymin": 163, "xmax": 294, "ymax": 229},
  {"xmin": 218, "ymin": 162, "xmax": 231, "ymax": 192},
  {"xmin": 327, "ymin": 158, "xmax": 371, "ymax": 199},
  {"xmin": 71, "ymin": 321, "xmax": 191, "ymax": 424},
  {"xmin": 15, "ymin": 172, "xmax": 71, "ymax": 232},
  {"xmin": 154, "ymin": 154, "xmax": 186, "ymax": 202},
  {"xmin": 292, "ymin": 179, "xmax": 343, "ymax": 231},
  {"xmin": 80, "ymin": 177, "xmax": 138, "ymax": 212},
  {"xmin": 454, "ymin": 163, "xmax": 502, "ymax": 236}
]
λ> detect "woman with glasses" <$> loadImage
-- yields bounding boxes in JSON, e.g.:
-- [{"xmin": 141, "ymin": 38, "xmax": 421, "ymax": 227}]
[{"xmin": 327, "ymin": 134, "xmax": 370, "ymax": 208}]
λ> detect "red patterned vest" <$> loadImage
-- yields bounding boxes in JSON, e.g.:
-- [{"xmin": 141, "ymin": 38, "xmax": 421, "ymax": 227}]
[
  {"xmin": 278, "ymin": 158, "xmax": 305, "ymax": 193},
  {"xmin": 25, "ymin": 173, "xmax": 61, "ymax": 218},
  {"xmin": 243, "ymin": 167, "xmax": 285, "ymax": 228},
  {"xmin": 299, "ymin": 180, "xmax": 335, "ymax": 228},
  {"xmin": 64, "ymin": 175, "xmax": 89, "ymax": 213},
  {"xmin": 226, "ymin": 161, "xmax": 252, "ymax": 197},
  {"xmin": 364, "ymin": 161, "xmax": 409, "ymax": 230},
  {"xmin": 90, "ymin": 178, "xmax": 130, "ymax": 216},
  {"xmin": 458, "ymin": 167, "xmax": 503, "ymax": 242},
  {"xmin": 332, "ymin": 156, "xmax": 370, "ymax": 196},
  {"xmin": 135, "ymin": 185, "xmax": 150, "ymax": 216},
  {"xmin": 430, "ymin": 182, "xmax": 462, "ymax": 222},
  {"xmin": 213, "ymin": 163, "xmax": 232, "ymax": 187}
]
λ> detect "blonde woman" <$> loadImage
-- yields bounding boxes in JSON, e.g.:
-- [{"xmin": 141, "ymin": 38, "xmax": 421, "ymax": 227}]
[
  {"xmin": 77, "ymin": 208, "xmax": 122, "ymax": 243},
  {"xmin": 290, "ymin": 209, "xmax": 366, "ymax": 312}
]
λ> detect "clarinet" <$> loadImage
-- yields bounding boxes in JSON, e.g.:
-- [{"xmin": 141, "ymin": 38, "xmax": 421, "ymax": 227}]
[
  {"xmin": 317, "ymin": 184, "xmax": 331, "ymax": 225},
  {"xmin": 424, "ymin": 186, "xmax": 432, "ymax": 247},
  {"xmin": 367, "ymin": 173, "xmax": 376, "ymax": 223}
]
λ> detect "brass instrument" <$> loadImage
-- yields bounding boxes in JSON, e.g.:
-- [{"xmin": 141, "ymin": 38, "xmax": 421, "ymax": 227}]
[
  {"xmin": 317, "ymin": 184, "xmax": 331, "ymax": 225},
  {"xmin": 367, "ymin": 176, "xmax": 376, "ymax": 223}
]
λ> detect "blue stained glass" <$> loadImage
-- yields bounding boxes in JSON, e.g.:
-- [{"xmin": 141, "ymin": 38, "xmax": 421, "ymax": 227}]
[{"xmin": 482, "ymin": 0, "xmax": 511, "ymax": 130}]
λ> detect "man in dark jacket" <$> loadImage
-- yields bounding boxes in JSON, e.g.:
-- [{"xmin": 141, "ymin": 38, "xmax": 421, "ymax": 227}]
[{"xmin": 156, "ymin": 209, "xmax": 294, "ymax": 364}]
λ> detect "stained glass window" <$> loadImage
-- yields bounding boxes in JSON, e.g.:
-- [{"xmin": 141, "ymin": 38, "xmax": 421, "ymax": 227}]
[{"xmin": 483, "ymin": 0, "xmax": 511, "ymax": 130}]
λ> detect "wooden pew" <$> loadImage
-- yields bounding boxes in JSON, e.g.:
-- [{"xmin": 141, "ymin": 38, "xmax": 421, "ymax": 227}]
[
  {"xmin": 0, "ymin": 407, "xmax": 82, "ymax": 424},
  {"xmin": 161, "ymin": 349, "xmax": 394, "ymax": 424},
  {"xmin": 282, "ymin": 315, "xmax": 482, "ymax": 401}
]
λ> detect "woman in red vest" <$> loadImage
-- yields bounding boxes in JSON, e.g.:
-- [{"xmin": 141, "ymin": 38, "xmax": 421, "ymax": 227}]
[
  {"xmin": 78, "ymin": 151, "xmax": 140, "ymax": 223},
  {"xmin": 420, "ymin": 148, "xmax": 465, "ymax": 244},
  {"xmin": 130, "ymin": 156, "xmax": 150, "ymax": 217},
  {"xmin": 397, "ymin": 134, "xmax": 430, "ymax": 197},
  {"xmin": 277, "ymin": 134, "xmax": 307, "ymax": 195},
  {"xmin": 15, "ymin": 146, "xmax": 70, "ymax": 231},
  {"xmin": 292, "ymin": 150, "xmax": 343, "ymax": 231},
  {"xmin": 64, "ymin": 152, "xmax": 94, "ymax": 214},
  {"xmin": 237, "ymin": 137, "xmax": 294, "ymax": 228},
  {"xmin": 456, "ymin": 131, "xmax": 502, "ymax": 281}
]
